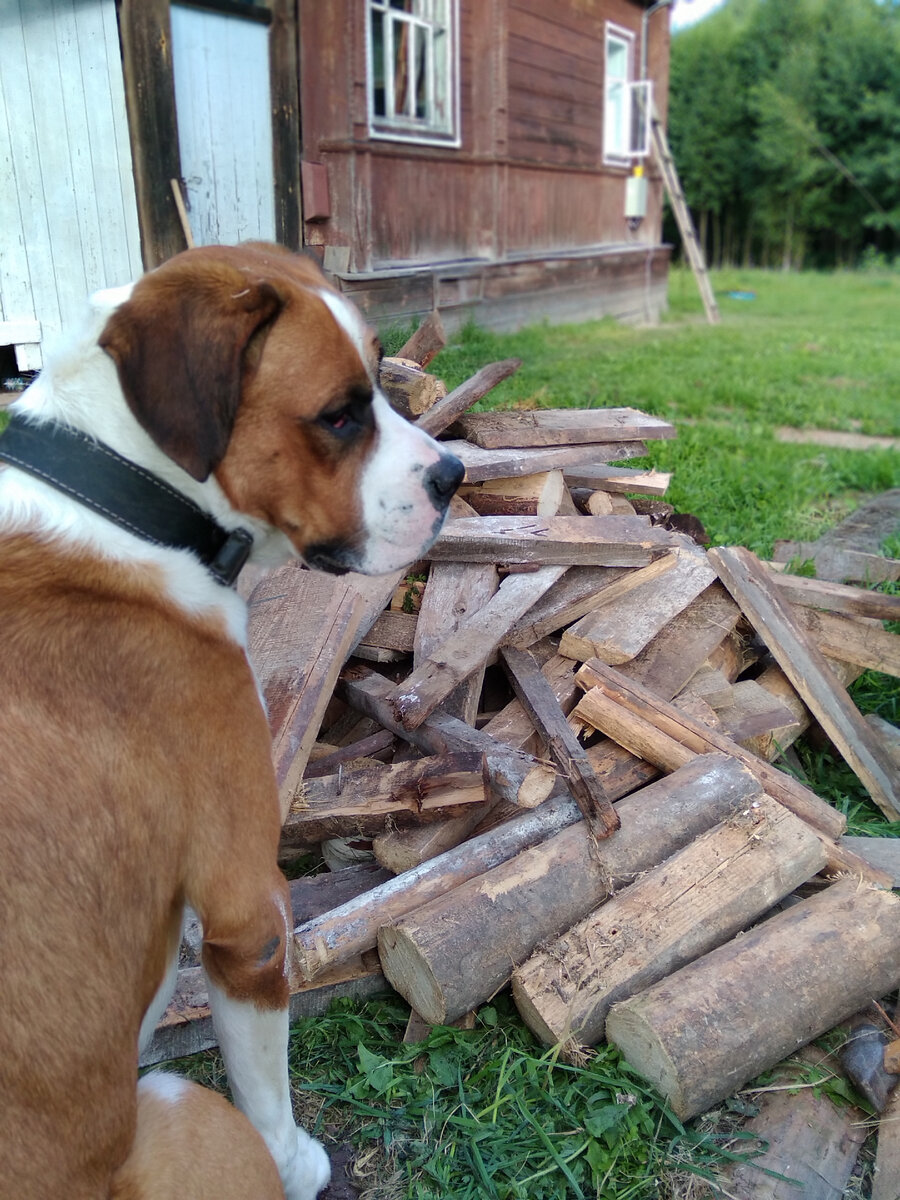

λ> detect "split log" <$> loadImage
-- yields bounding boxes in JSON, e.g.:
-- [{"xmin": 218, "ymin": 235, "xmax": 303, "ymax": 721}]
[
  {"xmin": 741, "ymin": 659, "xmax": 858, "ymax": 761},
  {"xmin": 414, "ymin": 359, "xmax": 521, "ymax": 437},
  {"xmin": 293, "ymin": 790, "xmax": 590, "ymax": 979},
  {"xmin": 512, "ymin": 794, "xmax": 826, "ymax": 1046},
  {"xmin": 280, "ymin": 752, "xmax": 488, "ymax": 846},
  {"xmin": 573, "ymin": 657, "xmax": 846, "ymax": 840},
  {"xmin": 395, "ymin": 309, "xmax": 446, "ymax": 368},
  {"xmin": 374, "ymin": 651, "xmax": 577, "ymax": 873},
  {"xmin": 679, "ymin": 665, "xmax": 735, "ymax": 710},
  {"xmin": 458, "ymin": 470, "xmax": 566, "ymax": 517},
  {"xmin": 721, "ymin": 1049, "xmax": 868, "ymax": 1200},
  {"xmin": 449, "ymin": 407, "xmax": 676, "ymax": 449},
  {"xmin": 560, "ymin": 546, "xmax": 716, "ymax": 664},
  {"xmin": 709, "ymin": 545, "xmax": 900, "ymax": 819},
  {"xmin": 430, "ymin": 514, "xmax": 675, "ymax": 567},
  {"xmin": 376, "ymin": 754, "xmax": 764, "ymax": 1026},
  {"xmin": 793, "ymin": 604, "xmax": 900, "ymax": 678},
  {"xmin": 500, "ymin": 645, "xmax": 619, "ymax": 839},
  {"xmin": 605, "ymin": 877, "xmax": 900, "ymax": 1120},
  {"xmin": 339, "ymin": 668, "xmax": 556, "ymax": 809},
  {"xmin": 443, "ymin": 438, "xmax": 649, "ymax": 483},
  {"xmin": 378, "ymin": 357, "xmax": 446, "ymax": 419},
  {"xmin": 564, "ymin": 464, "xmax": 671, "ymax": 495},
  {"xmin": 384, "ymin": 566, "xmax": 568, "ymax": 729}
]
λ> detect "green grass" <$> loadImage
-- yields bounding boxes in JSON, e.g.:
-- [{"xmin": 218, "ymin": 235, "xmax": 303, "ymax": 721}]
[{"xmin": 425, "ymin": 266, "xmax": 900, "ymax": 556}]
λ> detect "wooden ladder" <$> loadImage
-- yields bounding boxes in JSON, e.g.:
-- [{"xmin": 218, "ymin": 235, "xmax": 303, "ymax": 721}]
[{"xmin": 651, "ymin": 111, "xmax": 720, "ymax": 325}]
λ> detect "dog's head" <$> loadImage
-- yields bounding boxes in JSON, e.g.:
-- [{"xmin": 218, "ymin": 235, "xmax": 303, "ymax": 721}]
[{"xmin": 98, "ymin": 244, "xmax": 463, "ymax": 576}]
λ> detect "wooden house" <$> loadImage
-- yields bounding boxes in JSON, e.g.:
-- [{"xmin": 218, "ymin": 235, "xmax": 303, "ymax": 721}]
[{"xmin": 0, "ymin": 0, "xmax": 672, "ymax": 372}]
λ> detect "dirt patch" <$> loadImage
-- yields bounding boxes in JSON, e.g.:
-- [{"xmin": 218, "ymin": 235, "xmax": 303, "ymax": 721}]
[{"xmin": 775, "ymin": 427, "xmax": 900, "ymax": 452}]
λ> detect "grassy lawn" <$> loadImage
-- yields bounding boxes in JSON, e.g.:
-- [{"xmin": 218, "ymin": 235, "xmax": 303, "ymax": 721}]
[{"xmin": 177, "ymin": 268, "xmax": 900, "ymax": 1195}]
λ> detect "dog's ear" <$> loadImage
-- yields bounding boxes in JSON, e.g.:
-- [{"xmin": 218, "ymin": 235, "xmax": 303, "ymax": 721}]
[{"xmin": 99, "ymin": 256, "xmax": 283, "ymax": 481}]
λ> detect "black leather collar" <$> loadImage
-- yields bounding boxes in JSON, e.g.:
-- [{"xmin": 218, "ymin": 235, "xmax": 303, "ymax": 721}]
[{"xmin": 0, "ymin": 415, "xmax": 252, "ymax": 587}]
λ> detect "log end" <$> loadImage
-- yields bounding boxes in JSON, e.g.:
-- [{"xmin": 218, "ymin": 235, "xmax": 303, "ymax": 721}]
[
  {"xmin": 605, "ymin": 998, "xmax": 687, "ymax": 1117},
  {"xmin": 378, "ymin": 924, "xmax": 447, "ymax": 1026}
]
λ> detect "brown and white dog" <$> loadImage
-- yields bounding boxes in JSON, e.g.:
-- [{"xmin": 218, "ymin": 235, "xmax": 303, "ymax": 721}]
[{"xmin": 0, "ymin": 244, "xmax": 463, "ymax": 1199}]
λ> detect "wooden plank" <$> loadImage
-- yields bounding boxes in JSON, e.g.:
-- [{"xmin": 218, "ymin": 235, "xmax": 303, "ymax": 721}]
[
  {"xmin": 573, "ymin": 658, "xmax": 847, "ymax": 842},
  {"xmin": 385, "ymin": 566, "xmax": 568, "ymax": 729},
  {"xmin": 302, "ymin": 731, "xmax": 395, "ymax": 778},
  {"xmin": 430, "ymin": 515, "xmax": 675, "ymax": 567},
  {"xmin": 444, "ymin": 438, "xmax": 650, "ymax": 483},
  {"xmin": 449, "ymin": 407, "xmax": 676, "ymax": 449},
  {"xmin": 560, "ymin": 547, "xmax": 716, "ymax": 664},
  {"xmin": 564, "ymin": 464, "xmax": 671, "ymax": 496},
  {"xmin": 413, "ymin": 560, "xmax": 499, "ymax": 724},
  {"xmin": 281, "ymin": 753, "xmax": 488, "ymax": 844},
  {"xmin": 765, "ymin": 564, "xmax": 900, "ymax": 622},
  {"xmin": 709, "ymin": 545, "xmax": 900, "ymax": 820},
  {"xmin": 839, "ymin": 836, "xmax": 900, "ymax": 887},
  {"xmin": 772, "ymin": 541, "xmax": 900, "ymax": 585},
  {"xmin": 414, "ymin": 359, "xmax": 521, "ymax": 437},
  {"xmin": 793, "ymin": 605, "xmax": 900, "ymax": 677},
  {"xmin": 513, "ymin": 795, "xmax": 826, "ymax": 1047},
  {"xmin": 500, "ymin": 646, "xmax": 620, "ymax": 839},
  {"xmin": 713, "ymin": 678, "xmax": 803, "ymax": 744},
  {"xmin": 617, "ymin": 582, "xmax": 743, "ymax": 701},
  {"xmin": 873, "ymin": 1086, "xmax": 900, "ymax": 1200},
  {"xmin": 504, "ymin": 564, "xmax": 640, "ymax": 648},
  {"xmin": 357, "ymin": 609, "xmax": 418, "ymax": 655},
  {"xmin": 246, "ymin": 564, "xmax": 366, "ymax": 820},
  {"xmin": 724, "ymin": 1050, "xmax": 867, "ymax": 1200}
]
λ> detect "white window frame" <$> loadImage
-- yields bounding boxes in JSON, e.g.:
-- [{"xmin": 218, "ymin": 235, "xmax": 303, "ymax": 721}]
[
  {"xmin": 603, "ymin": 22, "xmax": 652, "ymax": 165},
  {"xmin": 366, "ymin": 0, "xmax": 461, "ymax": 148}
]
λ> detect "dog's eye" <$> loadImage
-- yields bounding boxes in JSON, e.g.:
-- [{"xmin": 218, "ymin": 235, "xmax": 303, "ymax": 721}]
[{"xmin": 316, "ymin": 388, "xmax": 373, "ymax": 440}]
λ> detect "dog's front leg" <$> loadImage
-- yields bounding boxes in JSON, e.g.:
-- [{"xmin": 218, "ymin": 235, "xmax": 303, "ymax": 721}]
[{"xmin": 202, "ymin": 886, "xmax": 330, "ymax": 1200}]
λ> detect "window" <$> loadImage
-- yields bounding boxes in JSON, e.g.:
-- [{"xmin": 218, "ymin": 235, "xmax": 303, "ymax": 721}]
[
  {"xmin": 367, "ymin": 0, "xmax": 460, "ymax": 146},
  {"xmin": 603, "ymin": 24, "xmax": 653, "ymax": 164}
]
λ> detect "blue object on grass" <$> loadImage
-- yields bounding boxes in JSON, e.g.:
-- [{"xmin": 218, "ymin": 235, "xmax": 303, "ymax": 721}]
[{"xmin": 727, "ymin": 290, "xmax": 756, "ymax": 301}]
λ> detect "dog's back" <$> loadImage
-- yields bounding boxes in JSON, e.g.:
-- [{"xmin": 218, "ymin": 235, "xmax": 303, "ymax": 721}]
[{"xmin": 0, "ymin": 533, "xmax": 281, "ymax": 1196}]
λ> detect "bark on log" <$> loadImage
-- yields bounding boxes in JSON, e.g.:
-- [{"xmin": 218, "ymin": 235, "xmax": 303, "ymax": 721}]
[
  {"xmin": 605, "ymin": 878, "xmax": 900, "ymax": 1120},
  {"xmin": 293, "ymin": 790, "xmax": 588, "ymax": 980},
  {"xmin": 376, "ymin": 754, "xmax": 764, "ymax": 1025},
  {"xmin": 395, "ymin": 310, "xmax": 446, "ymax": 368},
  {"xmin": 512, "ymin": 795, "xmax": 826, "ymax": 1046}
]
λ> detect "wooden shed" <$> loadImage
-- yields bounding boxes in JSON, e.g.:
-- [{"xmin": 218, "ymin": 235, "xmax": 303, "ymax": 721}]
[{"xmin": 0, "ymin": 0, "xmax": 672, "ymax": 371}]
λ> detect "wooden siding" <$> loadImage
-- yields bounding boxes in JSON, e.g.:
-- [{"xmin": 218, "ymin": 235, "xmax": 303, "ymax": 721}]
[
  {"xmin": 0, "ymin": 0, "xmax": 142, "ymax": 369},
  {"xmin": 300, "ymin": 0, "xmax": 670, "ymax": 293}
]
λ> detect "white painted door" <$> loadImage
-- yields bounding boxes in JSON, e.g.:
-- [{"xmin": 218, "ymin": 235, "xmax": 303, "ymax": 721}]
[
  {"xmin": 170, "ymin": 3, "xmax": 276, "ymax": 247},
  {"xmin": 0, "ymin": 0, "xmax": 142, "ymax": 369}
]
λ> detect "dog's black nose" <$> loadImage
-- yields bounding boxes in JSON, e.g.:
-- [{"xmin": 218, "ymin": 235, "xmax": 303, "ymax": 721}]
[{"xmin": 424, "ymin": 453, "xmax": 465, "ymax": 510}]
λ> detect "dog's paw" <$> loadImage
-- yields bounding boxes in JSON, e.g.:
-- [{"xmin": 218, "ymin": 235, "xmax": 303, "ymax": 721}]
[{"xmin": 277, "ymin": 1127, "xmax": 331, "ymax": 1200}]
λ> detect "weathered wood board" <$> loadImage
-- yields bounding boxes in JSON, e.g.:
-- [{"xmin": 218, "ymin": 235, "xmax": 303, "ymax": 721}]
[{"xmin": 449, "ymin": 407, "xmax": 676, "ymax": 449}]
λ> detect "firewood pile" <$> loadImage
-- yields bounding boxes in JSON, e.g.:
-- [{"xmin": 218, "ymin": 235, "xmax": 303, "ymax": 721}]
[{"xmin": 149, "ymin": 315, "xmax": 900, "ymax": 1192}]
